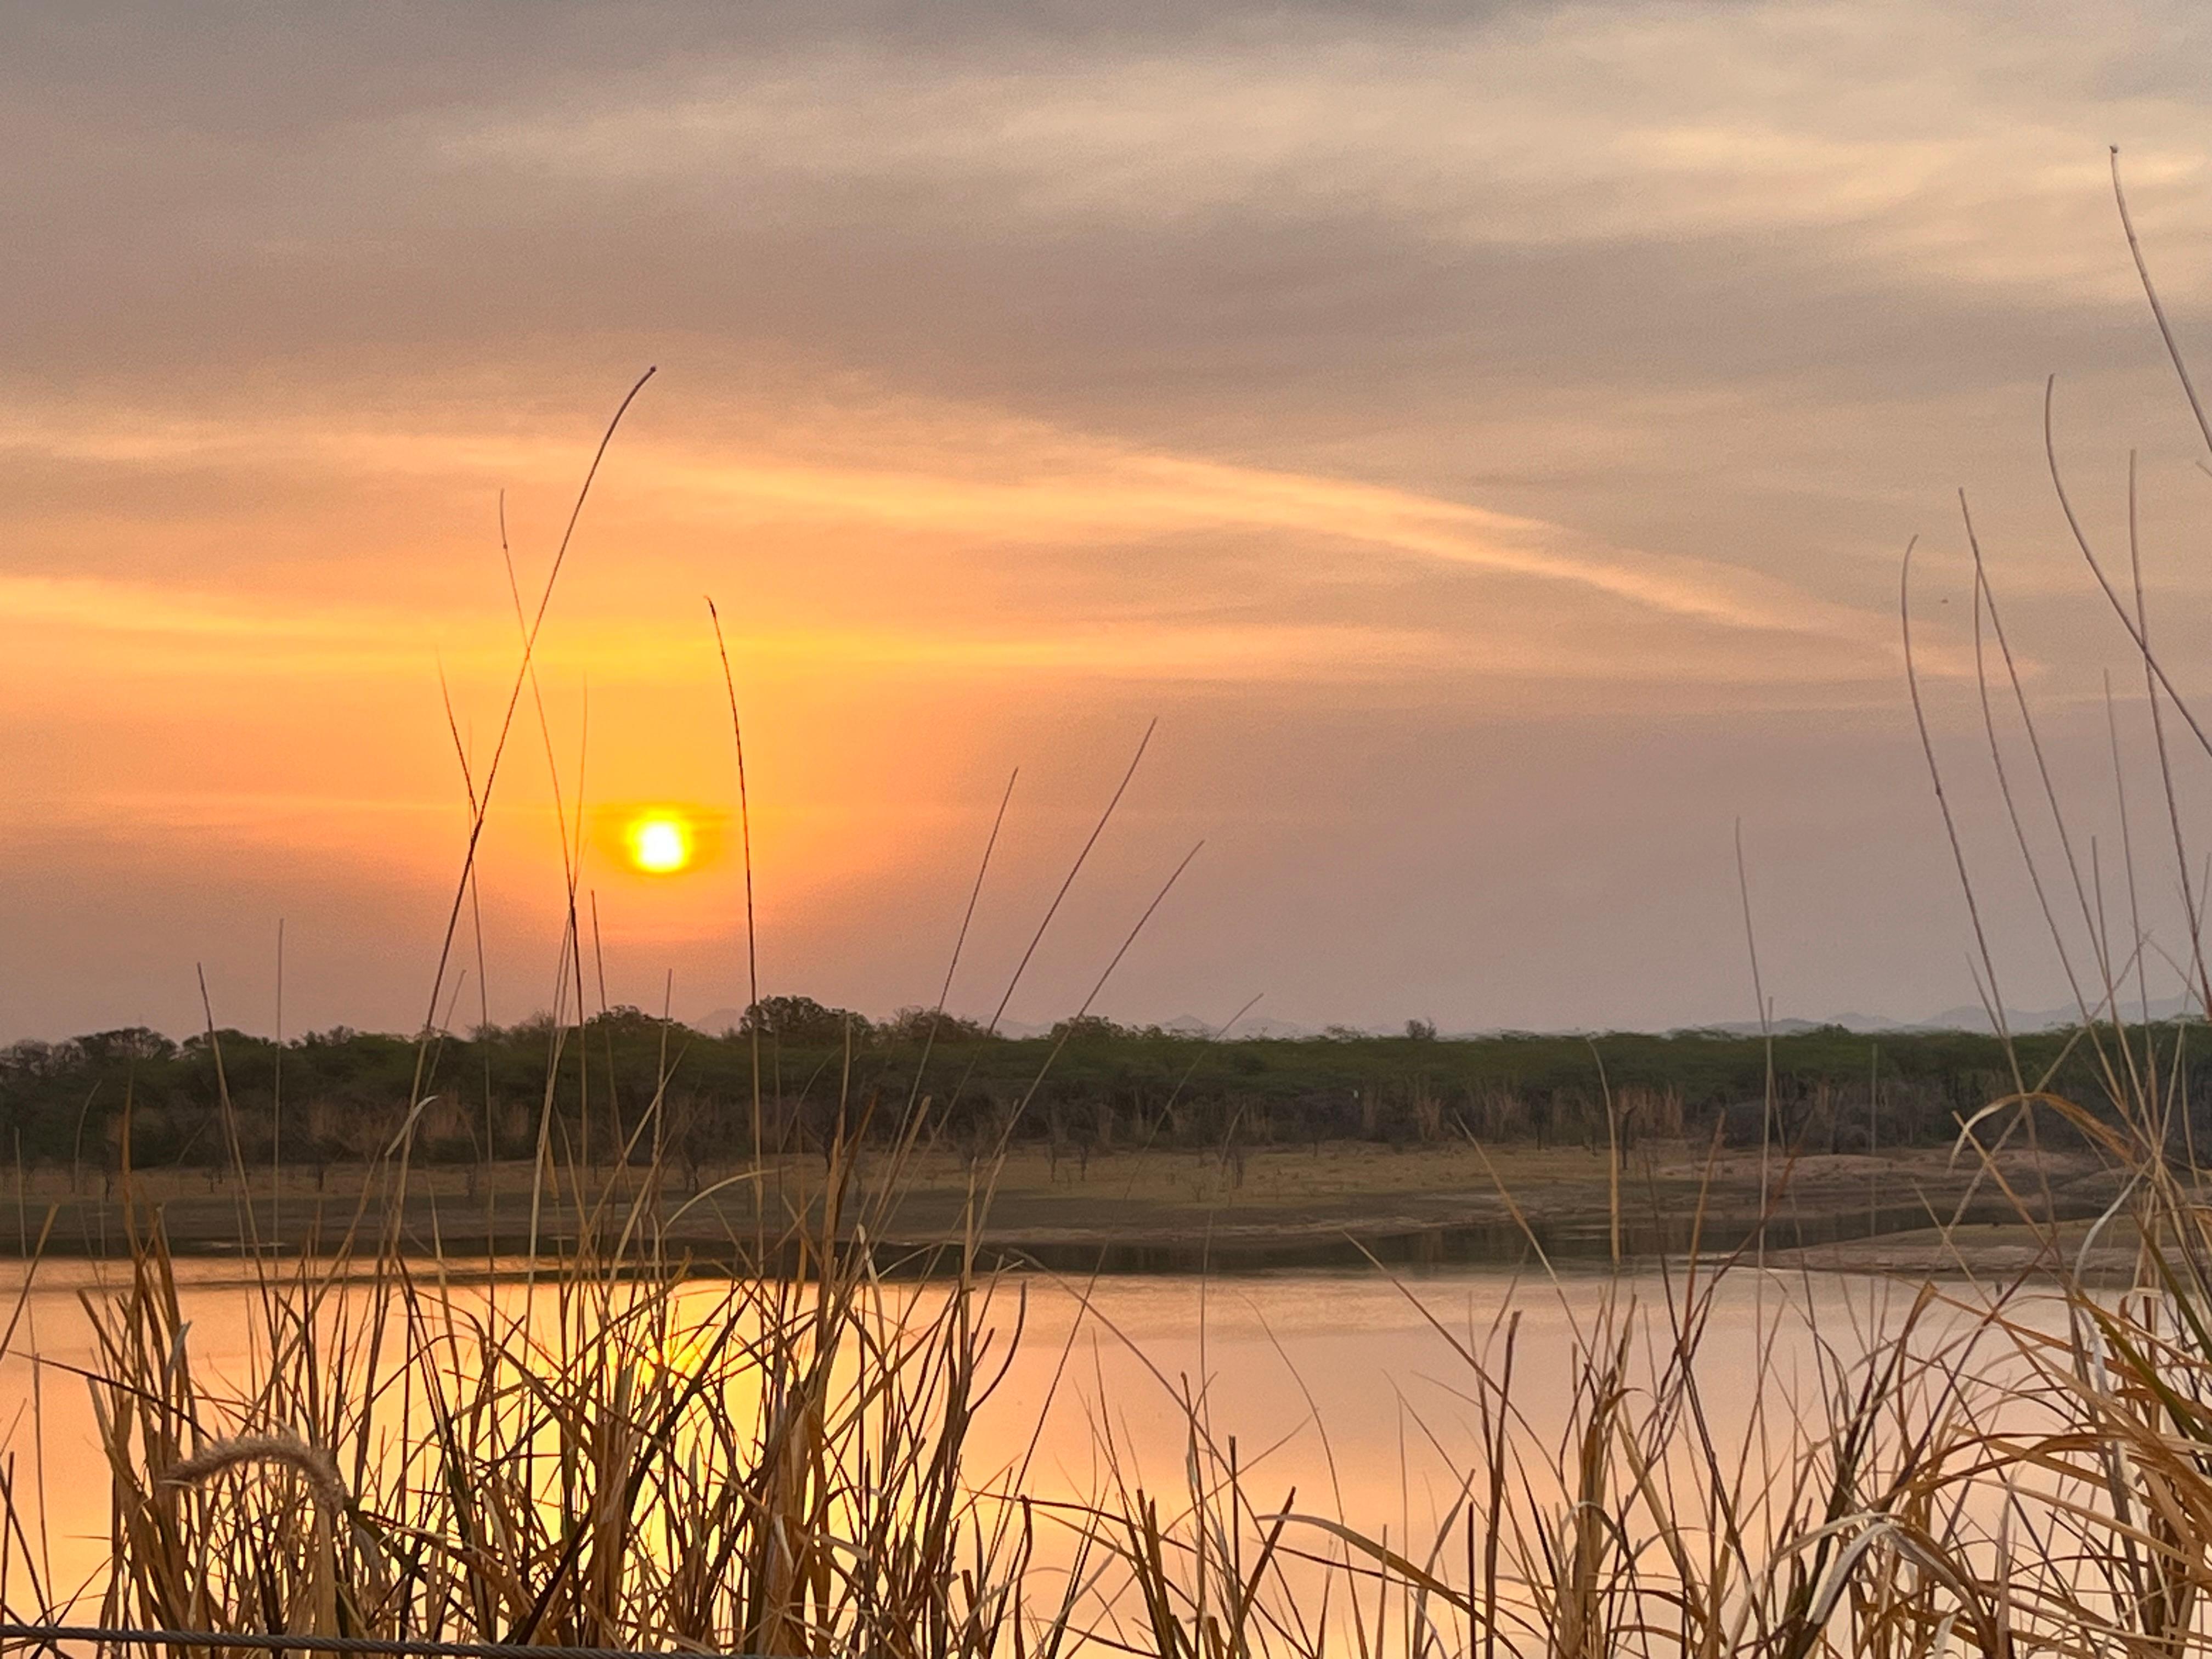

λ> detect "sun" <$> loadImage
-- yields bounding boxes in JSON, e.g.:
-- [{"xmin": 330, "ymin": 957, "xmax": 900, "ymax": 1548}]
[{"xmin": 625, "ymin": 811, "xmax": 695, "ymax": 875}]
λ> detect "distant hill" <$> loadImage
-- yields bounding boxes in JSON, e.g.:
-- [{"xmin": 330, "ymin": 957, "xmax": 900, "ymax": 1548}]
[{"xmin": 1694, "ymin": 994, "xmax": 2200, "ymax": 1039}]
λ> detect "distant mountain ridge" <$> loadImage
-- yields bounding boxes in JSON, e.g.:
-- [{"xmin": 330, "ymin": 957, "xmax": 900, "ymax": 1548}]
[{"xmin": 1690, "ymin": 992, "xmax": 2198, "ymax": 1039}]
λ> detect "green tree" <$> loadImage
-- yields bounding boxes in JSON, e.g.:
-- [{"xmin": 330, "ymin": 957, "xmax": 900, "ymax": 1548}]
[{"xmin": 741, "ymin": 996, "xmax": 871, "ymax": 1046}]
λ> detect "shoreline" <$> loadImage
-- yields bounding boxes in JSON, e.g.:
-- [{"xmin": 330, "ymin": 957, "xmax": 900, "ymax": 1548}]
[{"xmin": 2, "ymin": 1140, "xmax": 2129, "ymax": 1276}]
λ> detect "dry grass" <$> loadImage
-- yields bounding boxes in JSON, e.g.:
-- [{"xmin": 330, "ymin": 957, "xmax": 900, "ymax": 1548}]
[
  {"xmin": 22, "ymin": 1109, "xmax": 1065, "ymax": 1659},
  {"xmin": 1, "ymin": 1080, "xmax": 2209, "ymax": 1659}
]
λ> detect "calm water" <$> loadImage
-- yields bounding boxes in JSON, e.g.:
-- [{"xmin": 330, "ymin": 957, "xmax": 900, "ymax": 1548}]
[{"xmin": 0, "ymin": 1261, "xmax": 2012, "ymax": 1621}]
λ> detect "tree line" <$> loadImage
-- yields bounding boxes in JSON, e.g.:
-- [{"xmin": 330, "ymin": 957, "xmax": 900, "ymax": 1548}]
[{"xmin": 0, "ymin": 996, "xmax": 2187, "ymax": 1182}]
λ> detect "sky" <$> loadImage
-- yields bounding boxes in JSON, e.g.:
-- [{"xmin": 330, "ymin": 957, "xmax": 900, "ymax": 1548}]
[{"xmin": 12, "ymin": 0, "xmax": 2212, "ymax": 1040}]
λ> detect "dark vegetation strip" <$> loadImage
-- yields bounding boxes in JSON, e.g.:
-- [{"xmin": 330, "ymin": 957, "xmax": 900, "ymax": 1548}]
[{"xmin": 2, "ymin": 996, "xmax": 2190, "ymax": 1178}]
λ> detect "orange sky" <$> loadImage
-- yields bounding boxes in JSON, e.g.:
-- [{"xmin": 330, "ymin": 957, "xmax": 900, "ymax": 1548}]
[{"xmin": 11, "ymin": 2, "xmax": 2212, "ymax": 1039}]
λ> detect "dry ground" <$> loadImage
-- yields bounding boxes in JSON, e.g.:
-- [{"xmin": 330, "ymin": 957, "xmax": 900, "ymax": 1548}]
[{"xmin": 0, "ymin": 1138, "xmax": 2128, "ymax": 1272}]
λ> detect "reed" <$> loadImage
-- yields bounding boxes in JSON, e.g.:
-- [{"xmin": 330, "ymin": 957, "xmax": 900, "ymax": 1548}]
[{"xmin": 32, "ymin": 1102, "xmax": 1046, "ymax": 1659}]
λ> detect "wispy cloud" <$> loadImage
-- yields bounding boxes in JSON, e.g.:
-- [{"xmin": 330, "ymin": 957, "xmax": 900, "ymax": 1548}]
[
  {"xmin": 0, "ymin": 568, "xmax": 1897, "ymax": 695},
  {"xmin": 1, "ymin": 392, "xmax": 1929, "ymax": 675}
]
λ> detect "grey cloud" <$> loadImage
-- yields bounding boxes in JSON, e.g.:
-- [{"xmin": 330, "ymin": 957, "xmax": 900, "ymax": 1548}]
[{"xmin": 8, "ymin": 0, "xmax": 2207, "ymax": 444}]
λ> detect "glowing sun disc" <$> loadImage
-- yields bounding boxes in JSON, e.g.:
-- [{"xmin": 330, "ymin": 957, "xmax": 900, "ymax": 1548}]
[{"xmin": 626, "ymin": 812, "xmax": 694, "ymax": 874}]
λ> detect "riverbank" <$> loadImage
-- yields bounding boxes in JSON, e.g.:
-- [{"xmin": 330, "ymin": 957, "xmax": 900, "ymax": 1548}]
[{"xmin": 4, "ymin": 1138, "xmax": 2128, "ymax": 1271}]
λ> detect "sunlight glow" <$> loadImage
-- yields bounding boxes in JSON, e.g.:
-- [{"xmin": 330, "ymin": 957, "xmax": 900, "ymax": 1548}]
[{"xmin": 625, "ymin": 811, "xmax": 695, "ymax": 875}]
